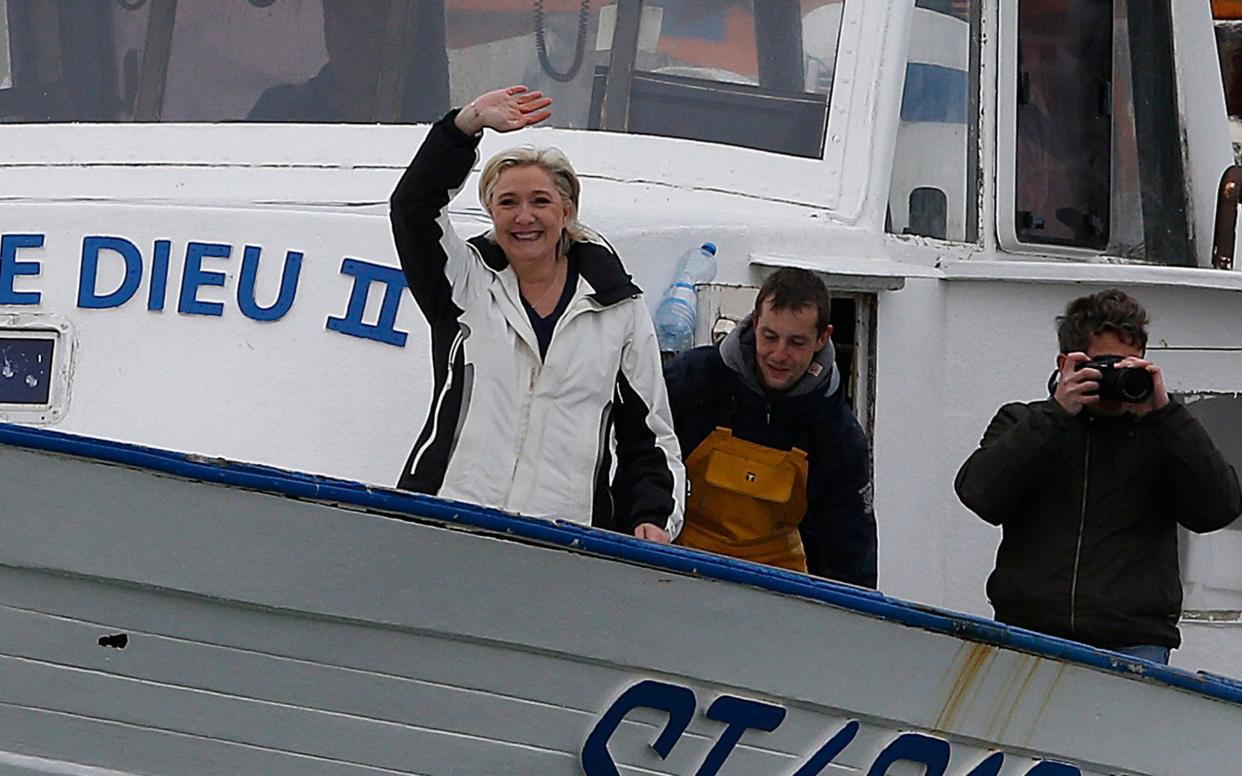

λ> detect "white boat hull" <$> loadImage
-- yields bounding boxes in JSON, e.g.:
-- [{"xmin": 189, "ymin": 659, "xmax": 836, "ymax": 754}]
[{"xmin": 1, "ymin": 426, "xmax": 1240, "ymax": 775}]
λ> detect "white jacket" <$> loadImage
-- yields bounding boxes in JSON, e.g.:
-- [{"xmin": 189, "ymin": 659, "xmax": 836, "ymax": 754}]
[{"xmin": 390, "ymin": 113, "xmax": 684, "ymax": 538}]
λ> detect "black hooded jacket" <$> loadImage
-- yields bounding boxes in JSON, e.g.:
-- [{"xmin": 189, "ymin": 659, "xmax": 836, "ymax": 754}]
[{"xmin": 956, "ymin": 398, "xmax": 1242, "ymax": 649}]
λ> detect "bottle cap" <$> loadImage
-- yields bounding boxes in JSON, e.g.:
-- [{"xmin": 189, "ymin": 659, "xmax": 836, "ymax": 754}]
[{"xmin": 701, "ymin": 242, "xmax": 717, "ymax": 255}]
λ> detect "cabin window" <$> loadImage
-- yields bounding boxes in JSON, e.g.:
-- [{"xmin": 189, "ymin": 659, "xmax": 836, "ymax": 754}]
[
  {"xmin": 886, "ymin": 0, "xmax": 978, "ymax": 242},
  {"xmin": 0, "ymin": 1, "xmax": 847, "ymax": 159},
  {"xmin": 0, "ymin": 335, "xmax": 52, "ymax": 405},
  {"xmin": 0, "ymin": 1, "xmax": 450, "ymax": 123},
  {"xmin": 0, "ymin": 0, "xmax": 144, "ymax": 122},
  {"xmin": 0, "ymin": 317, "xmax": 72, "ymax": 425},
  {"xmin": 1012, "ymin": 0, "xmax": 1112, "ymax": 250},
  {"xmin": 1214, "ymin": 3, "xmax": 1242, "ymax": 126},
  {"xmin": 1001, "ymin": 0, "xmax": 1186, "ymax": 262},
  {"xmin": 449, "ymin": 0, "xmax": 845, "ymax": 158}
]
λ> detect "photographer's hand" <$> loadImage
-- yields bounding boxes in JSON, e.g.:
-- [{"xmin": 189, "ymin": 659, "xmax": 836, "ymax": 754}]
[
  {"xmin": 1116, "ymin": 356, "xmax": 1170, "ymax": 415},
  {"xmin": 1054, "ymin": 352, "xmax": 1101, "ymax": 416}
]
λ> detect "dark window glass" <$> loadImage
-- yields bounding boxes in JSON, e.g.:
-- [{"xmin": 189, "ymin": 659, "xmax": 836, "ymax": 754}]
[
  {"xmin": 1216, "ymin": 21, "xmax": 1242, "ymax": 121},
  {"xmin": 0, "ymin": 0, "xmax": 141, "ymax": 122},
  {"xmin": 1011, "ymin": 1, "xmax": 1186, "ymax": 261},
  {"xmin": 0, "ymin": 0, "xmax": 847, "ymax": 159},
  {"xmin": 1014, "ymin": 0, "xmax": 1112, "ymax": 249},
  {"xmin": 0, "ymin": 336, "xmax": 54, "ymax": 405},
  {"xmin": 908, "ymin": 186, "xmax": 948, "ymax": 240},
  {"xmin": 578, "ymin": 0, "xmax": 841, "ymax": 157},
  {"xmin": 0, "ymin": 0, "xmax": 450, "ymax": 124},
  {"xmin": 167, "ymin": 0, "xmax": 449, "ymax": 123}
]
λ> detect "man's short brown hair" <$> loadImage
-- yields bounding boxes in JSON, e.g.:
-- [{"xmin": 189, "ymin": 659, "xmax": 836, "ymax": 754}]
[
  {"xmin": 754, "ymin": 268, "xmax": 831, "ymax": 334},
  {"xmin": 1056, "ymin": 288, "xmax": 1149, "ymax": 354}
]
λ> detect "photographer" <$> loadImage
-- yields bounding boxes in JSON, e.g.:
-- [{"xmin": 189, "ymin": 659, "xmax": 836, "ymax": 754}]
[{"xmin": 955, "ymin": 289, "xmax": 1241, "ymax": 663}]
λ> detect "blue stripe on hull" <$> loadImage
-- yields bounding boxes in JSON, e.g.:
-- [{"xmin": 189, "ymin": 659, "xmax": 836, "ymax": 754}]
[{"xmin": 2, "ymin": 421, "xmax": 1240, "ymax": 706}]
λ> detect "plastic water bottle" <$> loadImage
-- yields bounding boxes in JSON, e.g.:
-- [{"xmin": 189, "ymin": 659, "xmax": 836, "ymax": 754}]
[{"xmin": 655, "ymin": 243, "xmax": 718, "ymax": 353}]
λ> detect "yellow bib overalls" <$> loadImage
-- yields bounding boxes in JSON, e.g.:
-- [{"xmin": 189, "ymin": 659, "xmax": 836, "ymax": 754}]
[{"xmin": 676, "ymin": 427, "xmax": 810, "ymax": 573}]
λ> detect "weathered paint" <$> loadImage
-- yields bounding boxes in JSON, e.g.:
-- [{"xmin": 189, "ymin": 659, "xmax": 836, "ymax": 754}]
[{"xmin": 935, "ymin": 642, "xmax": 996, "ymax": 732}]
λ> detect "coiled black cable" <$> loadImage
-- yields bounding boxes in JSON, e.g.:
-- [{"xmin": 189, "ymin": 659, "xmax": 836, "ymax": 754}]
[{"xmin": 534, "ymin": 0, "xmax": 592, "ymax": 83}]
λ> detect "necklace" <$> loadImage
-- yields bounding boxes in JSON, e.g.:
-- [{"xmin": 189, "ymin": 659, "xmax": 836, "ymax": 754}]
[{"xmin": 525, "ymin": 257, "xmax": 566, "ymax": 311}]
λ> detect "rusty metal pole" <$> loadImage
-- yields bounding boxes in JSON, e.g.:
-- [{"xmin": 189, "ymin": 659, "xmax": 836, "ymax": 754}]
[{"xmin": 1212, "ymin": 165, "xmax": 1242, "ymax": 269}]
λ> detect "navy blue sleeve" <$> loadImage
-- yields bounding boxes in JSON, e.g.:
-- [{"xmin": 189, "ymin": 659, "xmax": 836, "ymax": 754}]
[
  {"xmin": 801, "ymin": 408, "xmax": 877, "ymax": 588},
  {"xmin": 662, "ymin": 345, "xmax": 726, "ymax": 458}
]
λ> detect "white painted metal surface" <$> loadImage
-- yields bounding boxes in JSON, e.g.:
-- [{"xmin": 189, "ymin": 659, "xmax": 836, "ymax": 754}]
[{"xmin": 2, "ymin": 433, "xmax": 1240, "ymax": 775}]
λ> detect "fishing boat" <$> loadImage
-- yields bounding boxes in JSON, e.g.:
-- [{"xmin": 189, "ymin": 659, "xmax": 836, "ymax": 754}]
[{"xmin": 4, "ymin": 0, "xmax": 1242, "ymax": 773}]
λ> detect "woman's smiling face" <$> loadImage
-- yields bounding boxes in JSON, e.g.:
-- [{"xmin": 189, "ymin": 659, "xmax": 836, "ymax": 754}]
[{"xmin": 488, "ymin": 164, "xmax": 570, "ymax": 266}]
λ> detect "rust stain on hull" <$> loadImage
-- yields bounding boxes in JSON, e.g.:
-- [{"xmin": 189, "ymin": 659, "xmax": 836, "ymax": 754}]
[
  {"xmin": 933, "ymin": 644, "xmax": 1072, "ymax": 746},
  {"xmin": 987, "ymin": 656, "xmax": 1044, "ymax": 741},
  {"xmin": 935, "ymin": 641, "xmax": 997, "ymax": 731},
  {"xmin": 1023, "ymin": 661, "xmax": 1070, "ymax": 748}
]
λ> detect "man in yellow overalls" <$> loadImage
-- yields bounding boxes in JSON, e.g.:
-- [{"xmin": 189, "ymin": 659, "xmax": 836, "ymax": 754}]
[{"xmin": 663, "ymin": 268, "xmax": 876, "ymax": 586}]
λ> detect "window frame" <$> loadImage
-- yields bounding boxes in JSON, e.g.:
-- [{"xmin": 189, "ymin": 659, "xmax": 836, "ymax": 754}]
[
  {"xmin": 885, "ymin": 0, "xmax": 983, "ymax": 244},
  {"xmin": 0, "ymin": 312, "xmax": 75, "ymax": 426},
  {"xmin": 995, "ymin": 0, "xmax": 1112, "ymax": 259},
  {"xmin": 995, "ymin": 0, "xmax": 1200, "ymax": 264}
]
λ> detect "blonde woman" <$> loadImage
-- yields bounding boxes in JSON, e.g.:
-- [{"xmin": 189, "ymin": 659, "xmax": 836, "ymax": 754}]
[{"xmin": 390, "ymin": 86, "xmax": 684, "ymax": 543}]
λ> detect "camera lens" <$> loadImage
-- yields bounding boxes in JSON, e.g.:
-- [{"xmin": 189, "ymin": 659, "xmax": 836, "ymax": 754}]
[{"xmin": 1116, "ymin": 368, "xmax": 1154, "ymax": 403}]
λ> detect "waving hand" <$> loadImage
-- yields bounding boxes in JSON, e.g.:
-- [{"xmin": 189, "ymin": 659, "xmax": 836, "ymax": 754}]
[{"xmin": 455, "ymin": 86, "xmax": 553, "ymax": 136}]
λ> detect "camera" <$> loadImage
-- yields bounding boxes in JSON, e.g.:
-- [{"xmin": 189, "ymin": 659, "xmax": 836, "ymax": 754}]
[{"xmin": 1077, "ymin": 355, "xmax": 1154, "ymax": 403}]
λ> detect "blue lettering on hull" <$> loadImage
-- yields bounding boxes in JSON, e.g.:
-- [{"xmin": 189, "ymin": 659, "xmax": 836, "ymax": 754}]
[
  {"xmin": 326, "ymin": 259, "xmax": 409, "ymax": 347},
  {"xmin": 1, "ymin": 234, "xmax": 44, "ymax": 305},
  {"xmin": 79, "ymin": 236, "xmax": 143, "ymax": 309},
  {"xmin": 582, "ymin": 679, "xmax": 1084, "ymax": 776},
  {"xmin": 0, "ymin": 232, "xmax": 413, "ymax": 348}
]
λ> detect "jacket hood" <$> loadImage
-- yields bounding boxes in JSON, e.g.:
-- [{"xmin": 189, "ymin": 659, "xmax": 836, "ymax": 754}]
[{"xmin": 720, "ymin": 314, "xmax": 841, "ymax": 398}]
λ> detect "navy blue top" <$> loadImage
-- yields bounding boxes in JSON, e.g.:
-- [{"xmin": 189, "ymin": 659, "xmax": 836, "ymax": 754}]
[{"xmin": 522, "ymin": 258, "xmax": 579, "ymax": 359}]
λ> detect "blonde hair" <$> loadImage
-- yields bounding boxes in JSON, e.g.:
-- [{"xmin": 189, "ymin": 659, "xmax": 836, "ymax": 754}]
[{"xmin": 478, "ymin": 145, "xmax": 595, "ymax": 258}]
